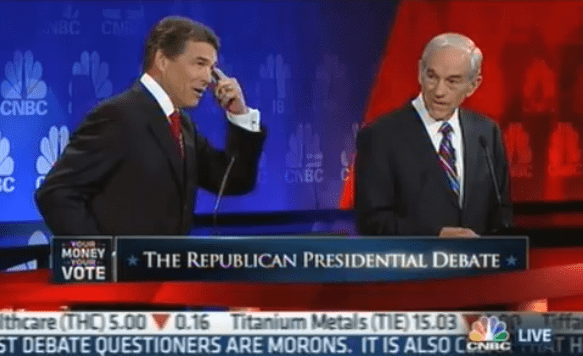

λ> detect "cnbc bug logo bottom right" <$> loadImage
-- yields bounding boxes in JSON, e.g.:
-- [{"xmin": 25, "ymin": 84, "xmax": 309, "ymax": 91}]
[{"xmin": 466, "ymin": 316, "xmax": 512, "ymax": 353}]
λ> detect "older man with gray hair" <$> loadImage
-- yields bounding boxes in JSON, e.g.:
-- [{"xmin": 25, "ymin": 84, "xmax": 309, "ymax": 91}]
[{"xmin": 356, "ymin": 33, "xmax": 512, "ymax": 237}]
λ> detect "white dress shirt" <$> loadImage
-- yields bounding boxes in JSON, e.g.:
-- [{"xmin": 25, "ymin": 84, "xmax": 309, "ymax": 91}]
[
  {"xmin": 412, "ymin": 93, "xmax": 464, "ymax": 206},
  {"xmin": 140, "ymin": 73, "xmax": 261, "ymax": 132}
]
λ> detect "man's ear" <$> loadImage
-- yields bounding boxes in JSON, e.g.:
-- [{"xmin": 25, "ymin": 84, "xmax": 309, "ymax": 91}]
[
  {"xmin": 418, "ymin": 59, "xmax": 423, "ymax": 85},
  {"xmin": 466, "ymin": 74, "xmax": 482, "ymax": 98},
  {"xmin": 153, "ymin": 49, "xmax": 168, "ymax": 73}
]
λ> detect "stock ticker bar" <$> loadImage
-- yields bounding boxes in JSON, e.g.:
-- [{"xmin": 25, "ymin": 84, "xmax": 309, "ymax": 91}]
[
  {"xmin": 50, "ymin": 236, "xmax": 527, "ymax": 284},
  {"xmin": 0, "ymin": 311, "xmax": 581, "ymax": 355}
]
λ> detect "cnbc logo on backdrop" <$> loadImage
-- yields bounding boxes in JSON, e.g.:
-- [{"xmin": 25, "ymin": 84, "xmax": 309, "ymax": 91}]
[
  {"xmin": 285, "ymin": 123, "xmax": 324, "ymax": 183},
  {"xmin": 466, "ymin": 316, "xmax": 511, "ymax": 353},
  {"xmin": 36, "ymin": 126, "xmax": 69, "ymax": 188},
  {"xmin": 1, "ymin": 51, "xmax": 49, "ymax": 116},
  {"xmin": 0, "ymin": 131, "xmax": 15, "ymax": 193}
]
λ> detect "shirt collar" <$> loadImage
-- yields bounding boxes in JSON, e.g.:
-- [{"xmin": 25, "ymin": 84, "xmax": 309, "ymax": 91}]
[
  {"xmin": 412, "ymin": 93, "xmax": 461, "ymax": 134},
  {"xmin": 140, "ymin": 73, "xmax": 175, "ymax": 117}
]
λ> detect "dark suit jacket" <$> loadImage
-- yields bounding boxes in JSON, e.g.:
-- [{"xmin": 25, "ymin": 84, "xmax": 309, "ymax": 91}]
[
  {"xmin": 36, "ymin": 83, "xmax": 265, "ymax": 235},
  {"xmin": 355, "ymin": 103, "xmax": 512, "ymax": 236}
]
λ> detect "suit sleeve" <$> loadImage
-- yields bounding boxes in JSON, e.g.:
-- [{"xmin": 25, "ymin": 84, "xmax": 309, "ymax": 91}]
[
  {"xmin": 35, "ymin": 109, "xmax": 126, "ymax": 235},
  {"xmin": 355, "ymin": 126, "xmax": 416, "ymax": 235},
  {"xmin": 196, "ymin": 122, "xmax": 266, "ymax": 195},
  {"xmin": 490, "ymin": 123, "xmax": 513, "ymax": 231}
]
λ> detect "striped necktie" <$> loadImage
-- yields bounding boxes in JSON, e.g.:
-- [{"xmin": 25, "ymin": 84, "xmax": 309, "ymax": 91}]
[
  {"xmin": 438, "ymin": 121, "xmax": 460, "ymax": 199},
  {"xmin": 169, "ymin": 111, "xmax": 184, "ymax": 159}
]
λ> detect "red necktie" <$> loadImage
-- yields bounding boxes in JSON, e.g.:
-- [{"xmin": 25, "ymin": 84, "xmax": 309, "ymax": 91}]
[{"xmin": 169, "ymin": 111, "xmax": 184, "ymax": 159}]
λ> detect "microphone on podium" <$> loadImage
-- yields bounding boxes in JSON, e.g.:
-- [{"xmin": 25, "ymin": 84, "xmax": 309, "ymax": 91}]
[
  {"xmin": 479, "ymin": 135, "xmax": 509, "ymax": 233},
  {"xmin": 213, "ymin": 156, "xmax": 236, "ymax": 235}
]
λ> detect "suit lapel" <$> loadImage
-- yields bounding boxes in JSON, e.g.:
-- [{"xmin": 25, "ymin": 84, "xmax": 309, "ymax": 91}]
[
  {"xmin": 181, "ymin": 110, "xmax": 197, "ymax": 189},
  {"xmin": 404, "ymin": 104, "xmax": 459, "ymax": 209},
  {"xmin": 460, "ymin": 109, "xmax": 480, "ymax": 210},
  {"xmin": 147, "ymin": 118, "xmax": 184, "ymax": 189},
  {"xmin": 132, "ymin": 83, "xmax": 184, "ymax": 189}
]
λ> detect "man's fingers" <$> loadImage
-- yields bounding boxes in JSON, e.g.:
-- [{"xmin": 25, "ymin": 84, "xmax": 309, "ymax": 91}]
[
  {"xmin": 219, "ymin": 91, "xmax": 236, "ymax": 108},
  {"xmin": 463, "ymin": 229, "xmax": 480, "ymax": 237},
  {"xmin": 215, "ymin": 82, "xmax": 240, "ymax": 99},
  {"xmin": 214, "ymin": 79, "xmax": 239, "ymax": 92},
  {"xmin": 439, "ymin": 227, "xmax": 479, "ymax": 238},
  {"xmin": 213, "ymin": 67, "xmax": 228, "ymax": 80},
  {"xmin": 212, "ymin": 77, "xmax": 246, "ymax": 114}
]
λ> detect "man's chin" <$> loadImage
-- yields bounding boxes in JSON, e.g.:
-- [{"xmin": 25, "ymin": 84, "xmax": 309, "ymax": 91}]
[
  {"xmin": 182, "ymin": 99, "xmax": 199, "ymax": 108},
  {"xmin": 429, "ymin": 108, "xmax": 453, "ymax": 121}
]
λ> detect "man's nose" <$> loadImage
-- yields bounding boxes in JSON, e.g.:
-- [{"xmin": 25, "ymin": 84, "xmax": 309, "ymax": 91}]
[
  {"xmin": 434, "ymin": 79, "xmax": 447, "ymax": 97},
  {"xmin": 202, "ymin": 67, "xmax": 213, "ymax": 85}
]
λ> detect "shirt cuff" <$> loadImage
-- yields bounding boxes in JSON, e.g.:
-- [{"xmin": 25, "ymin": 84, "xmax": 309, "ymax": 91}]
[{"xmin": 226, "ymin": 108, "xmax": 261, "ymax": 132}]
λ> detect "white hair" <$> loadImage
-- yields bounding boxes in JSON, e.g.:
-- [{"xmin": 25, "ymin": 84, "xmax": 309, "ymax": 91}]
[{"xmin": 420, "ymin": 33, "xmax": 483, "ymax": 81}]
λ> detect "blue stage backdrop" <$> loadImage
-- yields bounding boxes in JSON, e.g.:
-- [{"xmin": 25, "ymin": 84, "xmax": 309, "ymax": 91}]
[
  {"xmin": 0, "ymin": 1, "xmax": 395, "ymax": 220},
  {"xmin": 0, "ymin": 1, "xmax": 395, "ymax": 249}
]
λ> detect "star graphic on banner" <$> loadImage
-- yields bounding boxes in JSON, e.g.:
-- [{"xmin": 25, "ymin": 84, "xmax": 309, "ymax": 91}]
[
  {"xmin": 127, "ymin": 255, "xmax": 139, "ymax": 266},
  {"xmin": 506, "ymin": 255, "xmax": 517, "ymax": 266}
]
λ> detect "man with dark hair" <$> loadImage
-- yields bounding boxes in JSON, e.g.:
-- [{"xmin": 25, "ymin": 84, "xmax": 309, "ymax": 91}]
[
  {"xmin": 356, "ymin": 33, "xmax": 512, "ymax": 237},
  {"xmin": 36, "ymin": 16, "xmax": 265, "ymax": 235},
  {"xmin": 143, "ymin": 16, "xmax": 220, "ymax": 72}
]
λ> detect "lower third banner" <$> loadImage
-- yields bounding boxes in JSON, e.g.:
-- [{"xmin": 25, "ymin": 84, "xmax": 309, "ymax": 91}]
[
  {"xmin": 114, "ymin": 236, "xmax": 527, "ymax": 283},
  {"xmin": 0, "ymin": 311, "xmax": 579, "ymax": 355}
]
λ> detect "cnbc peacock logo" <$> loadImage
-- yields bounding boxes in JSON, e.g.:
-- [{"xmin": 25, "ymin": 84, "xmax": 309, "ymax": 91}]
[
  {"xmin": 0, "ymin": 131, "xmax": 15, "ymax": 193},
  {"xmin": 1, "ymin": 51, "xmax": 49, "ymax": 116},
  {"xmin": 466, "ymin": 316, "xmax": 512, "ymax": 353},
  {"xmin": 36, "ymin": 126, "xmax": 69, "ymax": 188},
  {"xmin": 3, "ymin": 231, "xmax": 49, "ymax": 271}
]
